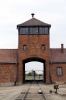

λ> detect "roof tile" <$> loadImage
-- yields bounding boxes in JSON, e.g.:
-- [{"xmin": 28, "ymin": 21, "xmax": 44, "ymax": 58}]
[
  {"xmin": 17, "ymin": 18, "xmax": 51, "ymax": 27},
  {"xmin": 0, "ymin": 49, "xmax": 18, "ymax": 63},
  {"xmin": 50, "ymin": 49, "xmax": 66, "ymax": 62}
]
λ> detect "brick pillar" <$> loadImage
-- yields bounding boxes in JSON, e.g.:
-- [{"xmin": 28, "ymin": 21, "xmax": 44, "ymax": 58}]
[
  {"xmin": 46, "ymin": 60, "xmax": 50, "ymax": 83},
  {"xmin": 18, "ymin": 60, "xmax": 23, "ymax": 85}
]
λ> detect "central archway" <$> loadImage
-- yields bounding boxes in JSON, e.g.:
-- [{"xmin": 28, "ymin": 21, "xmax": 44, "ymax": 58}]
[{"xmin": 23, "ymin": 57, "xmax": 46, "ymax": 83}]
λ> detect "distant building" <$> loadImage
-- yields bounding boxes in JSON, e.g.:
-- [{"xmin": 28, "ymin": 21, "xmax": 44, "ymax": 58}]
[{"xmin": 0, "ymin": 14, "xmax": 66, "ymax": 86}]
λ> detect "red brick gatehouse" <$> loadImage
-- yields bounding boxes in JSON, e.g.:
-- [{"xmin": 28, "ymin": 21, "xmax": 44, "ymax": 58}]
[{"xmin": 0, "ymin": 14, "xmax": 66, "ymax": 86}]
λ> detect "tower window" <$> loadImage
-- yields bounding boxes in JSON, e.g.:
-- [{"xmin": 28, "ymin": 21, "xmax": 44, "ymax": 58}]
[
  {"xmin": 35, "ymin": 27, "xmax": 38, "ymax": 34},
  {"xmin": 39, "ymin": 27, "xmax": 44, "ymax": 34},
  {"xmin": 25, "ymin": 28, "xmax": 28, "ymax": 34},
  {"xmin": 45, "ymin": 27, "xmax": 48, "ymax": 34},
  {"xmin": 20, "ymin": 28, "xmax": 23, "ymax": 34},
  {"xmin": 23, "ymin": 45, "xmax": 27, "ymax": 50},
  {"xmin": 57, "ymin": 67, "xmax": 62, "ymax": 76},
  {"xmin": 19, "ymin": 27, "xmax": 49, "ymax": 35},
  {"xmin": 30, "ymin": 27, "xmax": 38, "ymax": 34},
  {"xmin": 20, "ymin": 28, "xmax": 28, "ymax": 34},
  {"xmin": 30, "ymin": 27, "xmax": 33, "ymax": 34},
  {"xmin": 22, "ymin": 28, "xmax": 25, "ymax": 34},
  {"xmin": 41, "ymin": 45, "xmax": 45, "ymax": 50}
]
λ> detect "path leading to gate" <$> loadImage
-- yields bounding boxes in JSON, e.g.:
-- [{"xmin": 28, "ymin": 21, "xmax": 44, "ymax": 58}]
[{"xmin": 0, "ymin": 83, "xmax": 66, "ymax": 100}]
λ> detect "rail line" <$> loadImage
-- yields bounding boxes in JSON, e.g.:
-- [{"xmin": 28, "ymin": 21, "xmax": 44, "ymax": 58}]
[{"xmin": 15, "ymin": 83, "xmax": 48, "ymax": 100}]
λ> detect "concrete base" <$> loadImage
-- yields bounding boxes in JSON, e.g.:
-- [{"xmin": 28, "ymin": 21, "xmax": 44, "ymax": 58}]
[
  {"xmin": 17, "ymin": 82, "xmax": 23, "ymax": 85},
  {"xmin": 0, "ymin": 82, "xmax": 23, "ymax": 87},
  {"xmin": 55, "ymin": 82, "xmax": 65, "ymax": 85},
  {"xmin": 0, "ymin": 82, "xmax": 14, "ymax": 87}
]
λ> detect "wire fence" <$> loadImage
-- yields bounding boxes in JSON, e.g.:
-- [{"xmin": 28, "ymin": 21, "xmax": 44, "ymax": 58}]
[{"xmin": 25, "ymin": 70, "xmax": 44, "ymax": 81}]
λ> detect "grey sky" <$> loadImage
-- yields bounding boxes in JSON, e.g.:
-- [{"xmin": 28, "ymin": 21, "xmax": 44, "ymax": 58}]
[
  {"xmin": 0, "ymin": 0, "xmax": 66, "ymax": 48},
  {"xmin": 0, "ymin": 0, "xmax": 66, "ymax": 70},
  {"xmin": 25, "ymin": 61, "xmax": 43, "ymax": 72}
]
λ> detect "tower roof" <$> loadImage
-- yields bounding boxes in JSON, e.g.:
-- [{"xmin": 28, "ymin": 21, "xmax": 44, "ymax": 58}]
[{"xmin": 17, "ymin": 18, "xmax": 51, "ymax": 28}]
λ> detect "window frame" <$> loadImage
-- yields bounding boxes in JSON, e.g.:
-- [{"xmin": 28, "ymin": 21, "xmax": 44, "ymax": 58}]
[
  {"xmin": 19, "ymin": 26, "xmax": 49, "ymax": 35},
  {"xmin": 20, "ymin": 27, "xmax": 29, "ymax": 34},
  {"xmin": 29, "ymin": 27, "xmax": 38, "ymax": 34},
  {"xmin": 41, "ymin": 44, "xmax": 45, "ymax": 50},
  {"xmin": 44, "ymin": 27, "xmax": 49, "ymax": 34},
  {"xmin": 23, "ymin": 45, "xmax": 27, "ymax": 51},
  {"xmin": 57, "ymin": 67, "xmax": 63, "ymax": 76}
]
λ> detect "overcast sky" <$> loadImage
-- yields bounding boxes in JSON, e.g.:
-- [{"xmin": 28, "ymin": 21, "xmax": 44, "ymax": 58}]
[
  {"xmin": 25, "ymin": 61, "xmax": 43, "ymax": 72},
  {"xmin": 0, "ymin": 0, "xmax": 66, "ymax": 71},
  {"xmin": 0, "ymin": 0, "xmax": 66, "ymax": 48}
]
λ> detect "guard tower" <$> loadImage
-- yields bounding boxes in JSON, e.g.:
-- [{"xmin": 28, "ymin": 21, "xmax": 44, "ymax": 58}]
[{"xmin": 17, "ymin": 14, "xmax": 51, "ymax": 84}]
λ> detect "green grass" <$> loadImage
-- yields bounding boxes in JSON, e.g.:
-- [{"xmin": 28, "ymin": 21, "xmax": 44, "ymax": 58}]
[{"xmin": 25, "ymin": 75, "xmax": 43, "ymax": 80}]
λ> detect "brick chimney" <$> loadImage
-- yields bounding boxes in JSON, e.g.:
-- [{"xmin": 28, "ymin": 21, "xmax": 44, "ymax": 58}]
[{"xmin": 61, "ymin": 44, "xmax": 64, "ymax": 53}]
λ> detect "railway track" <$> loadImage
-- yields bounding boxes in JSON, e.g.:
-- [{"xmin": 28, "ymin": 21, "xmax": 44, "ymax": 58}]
[{"xmin": 15, "ymin": 83, "xmax": 48, "ymax": 100}]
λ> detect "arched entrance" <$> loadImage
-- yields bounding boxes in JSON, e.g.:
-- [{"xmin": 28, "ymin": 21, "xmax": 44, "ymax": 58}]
[{"xmin": 23, "ymin": 57, "xmax": 46, "ymax": 83}]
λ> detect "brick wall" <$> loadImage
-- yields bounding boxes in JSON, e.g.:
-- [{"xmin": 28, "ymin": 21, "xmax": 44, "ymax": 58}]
[
  {"xmin": 18, "ymin": 35, "xmax": 50, "ymax": 83},
  {"xmin": 0, "ymin": 63, "xmax": 16, "ymax": 83},
  {"xmin": 50, "ymin": 63, "xmax": 66, "ymax": 82}
]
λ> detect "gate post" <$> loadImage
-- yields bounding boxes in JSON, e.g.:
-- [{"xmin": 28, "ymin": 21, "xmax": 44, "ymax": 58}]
[{"xmin": 33, "ymin": 71, "xmax": 35, "ymax": 81}]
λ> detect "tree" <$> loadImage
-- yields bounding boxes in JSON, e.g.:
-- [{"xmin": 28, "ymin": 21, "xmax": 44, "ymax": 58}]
[
  {"xmin": 27, "ymin": 71, "xmax": 37, "ymax": 76},
  {"xmin": 27, "ymin": 72, "xmax": 32, "ymax": 76}
]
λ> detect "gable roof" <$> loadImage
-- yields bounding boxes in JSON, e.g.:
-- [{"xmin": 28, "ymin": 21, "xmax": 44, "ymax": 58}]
[
  {"xmin": 0, "ymin": 49, "xmax": 18, "ymax": 63},
  {"xmin": 17, "ymin": 18, "xmax": 51, "ymax": 27},
  {"xmin": 50, "ymin": 49, "xmax": 66, "ymax": 63}
]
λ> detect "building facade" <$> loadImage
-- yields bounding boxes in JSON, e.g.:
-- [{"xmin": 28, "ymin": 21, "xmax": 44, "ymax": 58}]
[{"xmin": 0, "ymin": 15, "xmax": 66, "ymax": 86}]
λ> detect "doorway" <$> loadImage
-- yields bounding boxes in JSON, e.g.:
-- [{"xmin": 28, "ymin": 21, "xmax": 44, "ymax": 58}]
[{"xmin": 23, "ymin": 57, "xmax": 46, "ymax": 83}]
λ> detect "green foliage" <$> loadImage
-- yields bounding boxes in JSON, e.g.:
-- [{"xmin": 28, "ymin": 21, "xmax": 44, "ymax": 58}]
[
  {"xmin": 27, "ymin": 71, "xmax": 37, "ymax": 76},
  {"xmin": 27, "ymin": 72, "xmax": 32, "ymax": 76}
]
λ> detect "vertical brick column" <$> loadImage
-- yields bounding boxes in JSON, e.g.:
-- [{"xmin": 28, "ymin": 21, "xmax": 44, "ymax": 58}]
[{"xmin": 45, "ymin": 60, "xmax": 50, "ymax": 83}]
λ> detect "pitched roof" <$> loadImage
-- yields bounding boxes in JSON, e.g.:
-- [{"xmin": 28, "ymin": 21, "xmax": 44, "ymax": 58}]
[
  {"xmin": 0, "ymin": 48, "xmax": 66, "ymax": 63},
  {"xmin": 0, "ymin": 49, "xmax": 18, "ymax": 63},
  {"xmin": 50, "ymin": 49, "xmax": 66, "ymax": 63},
  {"xmin": 17, "ymin": 18, "xmax": 51, "ymax": 27}
]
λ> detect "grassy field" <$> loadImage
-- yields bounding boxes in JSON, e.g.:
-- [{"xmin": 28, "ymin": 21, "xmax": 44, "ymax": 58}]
[{"xmin": 25, "ymin": 75, "xmax": 43, "ymax": 80}]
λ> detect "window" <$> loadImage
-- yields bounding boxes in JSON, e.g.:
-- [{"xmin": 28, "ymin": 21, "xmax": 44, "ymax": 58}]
[
  {"xmin": 57, "ymin": 67, "xmax": 62, "ymax": 76},
  {"xmin": 30, "ymin": 27, "xmax": 33, "ymax": 34},
  {"xmin": 39, "ymin": 27, "xmax": 44, "ymax": 34},
  {"xmin": 45, "ymin": 27, "xmax": 48, "ymax": 34},
  {"xmin": 20, "ymin": 28, "xmax": 28, "ymax": 34},
  {"xmin": 39, "ymin": 27, "xmax": 48, "ymax": 34},
  {"xmin": 35, "ymin": 27, "xmax": 38, "ymax": 34},
  {"xmin": 22, "ymin": 28, "xmax": 25, "ymax": 34},
  {"xmin": 19, "ymin": 27, "xmax": 49, "ymax": 35},
  {"xmin": 33, "ymin": 28, "xmax": 35, "ymax": 34},
  {"xmin": 25, "ymin": 28, "xmax": 28, "ymax": 34},
  {"xmin": 23, "ymin": 45, "xmax": 27, "ymax": 50},
  {"xmin": 41, "ymin": 45, "xmax": 45, "ymax": 50},
  {"xmin": 30, "ymin": 27, "xmax": 38, "ymax": 34},
  {"xmin": 20, "ymin": 28, "xmax": 23, "ymax": 34}
]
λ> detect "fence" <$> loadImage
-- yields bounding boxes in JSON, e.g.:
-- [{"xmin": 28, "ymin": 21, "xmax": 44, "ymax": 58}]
[{"xmin": 25, "ymin": 70, "xmax": 44, "ymax": 82}]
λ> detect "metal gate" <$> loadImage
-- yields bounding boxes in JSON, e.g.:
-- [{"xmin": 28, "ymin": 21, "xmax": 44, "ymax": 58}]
[{"xmin": 25, "ymin": 70, "xmax": 44, "ymax": 83}]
